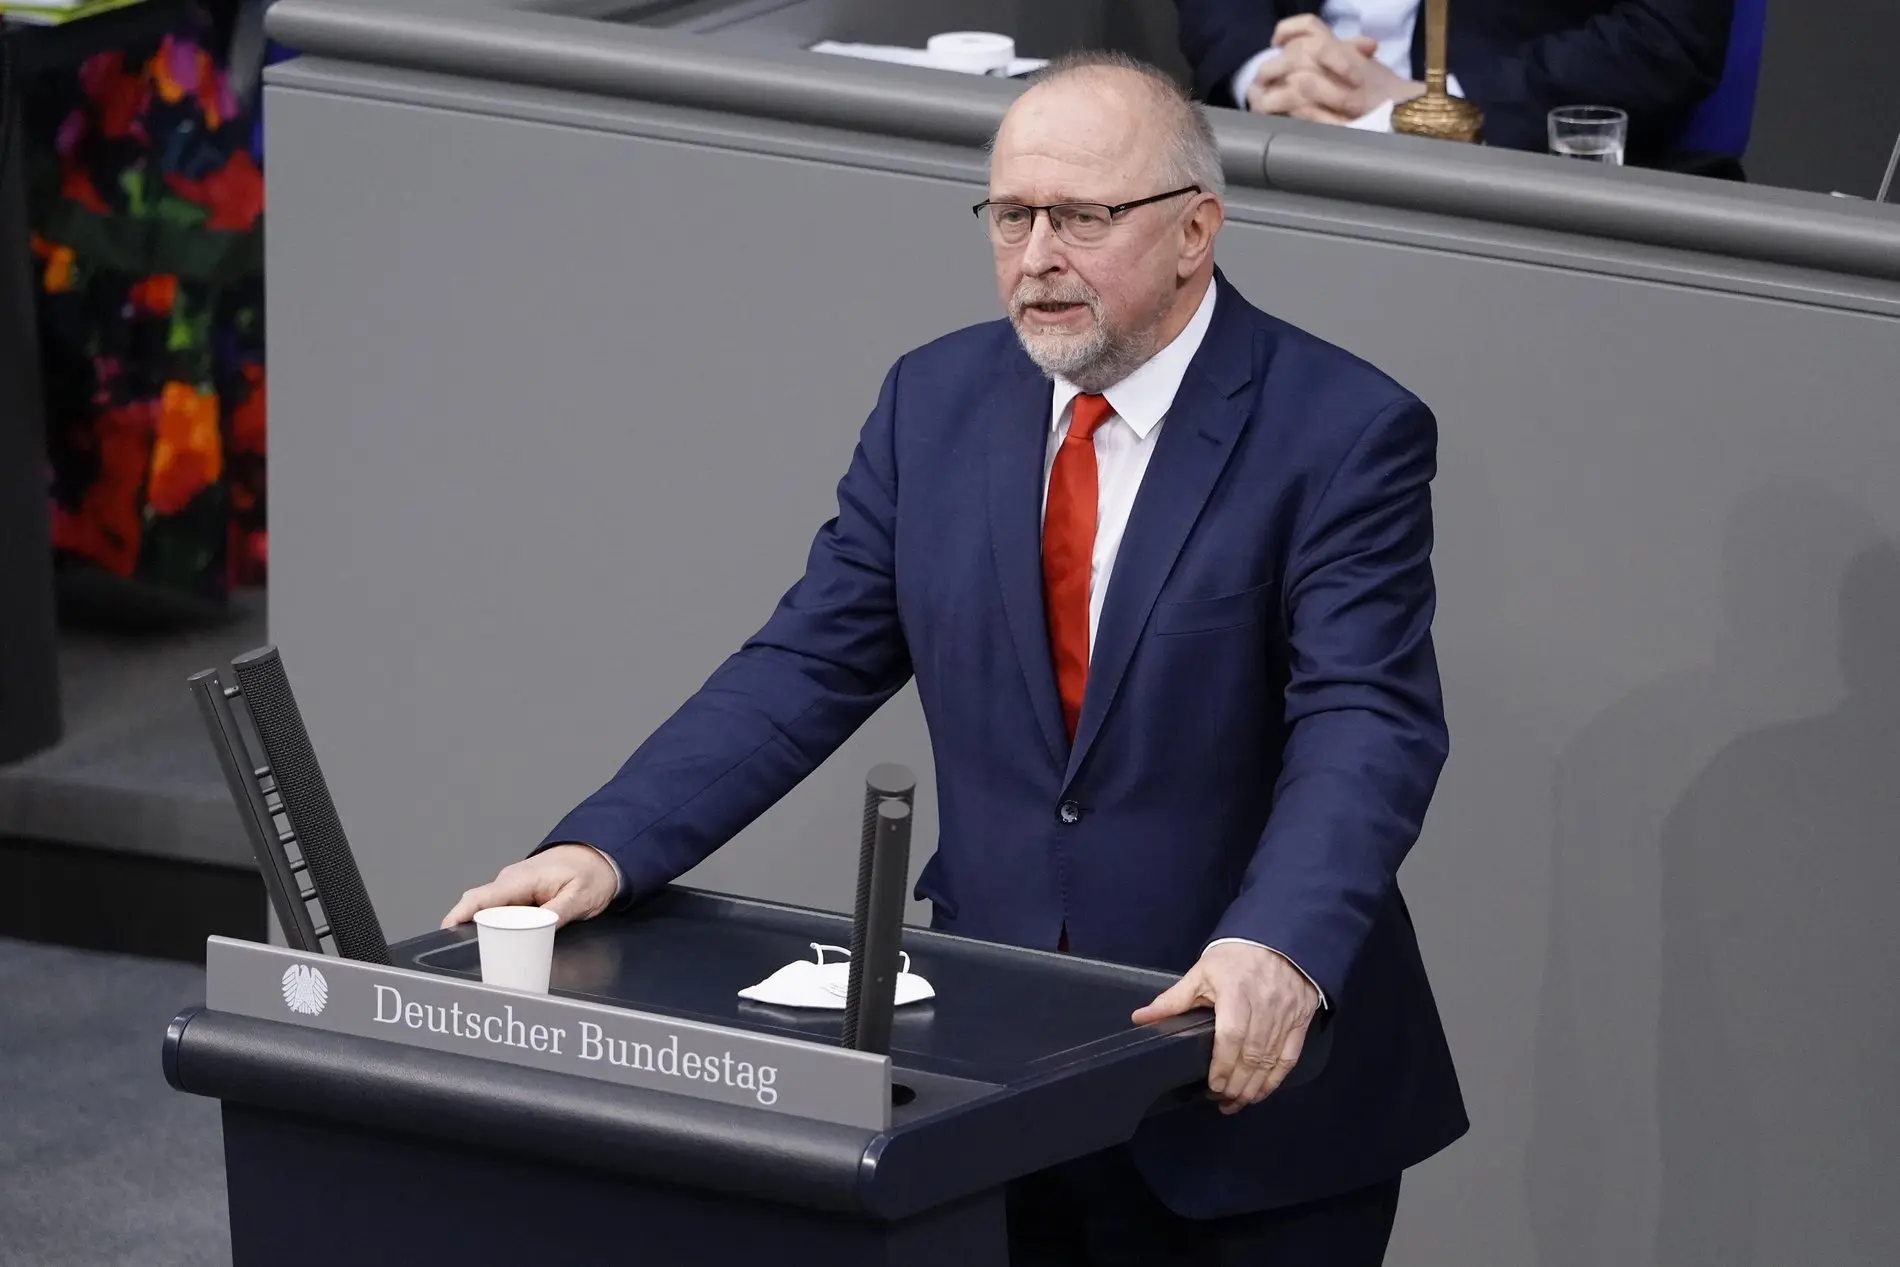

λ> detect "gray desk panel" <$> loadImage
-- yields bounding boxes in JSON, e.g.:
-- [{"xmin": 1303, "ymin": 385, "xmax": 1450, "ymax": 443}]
[
  {"xmin": 264, "ymin": 0, "xmax": 1900, "ymax": 281},
  {"xmin": 265, "ymin": 73, "xmax": 1900, "ymax": 1267},
  {"xmin": 1262, "ymin": 128, "xmax": 1900, "ymax": 282},
  {"xmin": 268, "ymin": 57, "xmax": 1900, "ymax": 320}
]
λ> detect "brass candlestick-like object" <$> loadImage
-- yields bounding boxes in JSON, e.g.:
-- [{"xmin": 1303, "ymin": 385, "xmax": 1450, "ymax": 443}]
[{"xmin": 1391, "ymin": 0, "xmax": 1483, "ymax": 143}]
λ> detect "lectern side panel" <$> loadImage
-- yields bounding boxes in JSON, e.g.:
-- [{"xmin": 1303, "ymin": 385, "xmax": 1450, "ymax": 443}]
[{"xmin": 224, "ymin": 1103, "xmax": 1009, "ymax": 1266}]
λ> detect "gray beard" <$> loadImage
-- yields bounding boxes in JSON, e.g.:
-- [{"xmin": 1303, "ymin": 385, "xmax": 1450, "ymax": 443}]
[{"xmin": 1011, "ymin": 308, "xmax": 1164, "ymax": 395}]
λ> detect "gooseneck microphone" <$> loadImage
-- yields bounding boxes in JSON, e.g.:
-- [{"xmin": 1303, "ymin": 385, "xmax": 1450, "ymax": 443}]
[{"xmin": 841, "ymin": 763, "xmax": 916, "ymax": 1054}]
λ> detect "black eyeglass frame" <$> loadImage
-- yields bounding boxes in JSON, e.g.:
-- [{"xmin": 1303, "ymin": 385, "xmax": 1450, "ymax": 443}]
[{"xmin": 971, "ymin": 185, "xmax": 1204, "ymax": 240}]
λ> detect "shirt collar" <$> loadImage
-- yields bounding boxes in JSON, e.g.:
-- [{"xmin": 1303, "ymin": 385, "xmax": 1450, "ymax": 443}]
[{"xmin": 1050, "ymin": 277, "xmax": 1220, "ymax": 441}]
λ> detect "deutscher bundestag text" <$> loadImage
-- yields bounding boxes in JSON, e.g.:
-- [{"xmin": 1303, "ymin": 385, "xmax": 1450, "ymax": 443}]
[{"xmin": 370, "ymin": 984, "xmax": 779, "ymax": 1104}]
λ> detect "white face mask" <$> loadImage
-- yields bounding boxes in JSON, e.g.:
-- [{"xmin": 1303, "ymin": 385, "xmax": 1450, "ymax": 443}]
[{"xmin": 737, "ymin": 943, "xmax": 935, "ymax": 1010}]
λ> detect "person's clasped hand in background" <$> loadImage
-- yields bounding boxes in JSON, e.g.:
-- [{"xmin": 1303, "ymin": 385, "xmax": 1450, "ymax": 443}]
[
  {"xmin": 1178, "ymin": 0, "xmax": 1734, "ymax": 161},
  {"xmin": 1238, "ymin": 15, "xmax": 1424, "ymax": 124}
]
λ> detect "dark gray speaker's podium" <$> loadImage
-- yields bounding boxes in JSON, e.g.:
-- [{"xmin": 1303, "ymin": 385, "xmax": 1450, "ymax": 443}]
[
  {"xmin": 164, "ymin": 886, "xmax": 1325, "ymax": 1266},
  {"xmin": 168, "ymin": 647, "xmax": 1330, "ymax": 1265}
]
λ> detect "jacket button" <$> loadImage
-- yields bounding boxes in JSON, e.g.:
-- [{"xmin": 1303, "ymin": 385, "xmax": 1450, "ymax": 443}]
[{"xmin": 1058, "ymin": 800, "xmax": 1082, "ymax": 824}]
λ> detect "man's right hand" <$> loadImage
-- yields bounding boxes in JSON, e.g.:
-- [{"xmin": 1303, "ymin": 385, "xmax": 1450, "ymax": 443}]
[{"xmin": 440, "ymin": 843, "xmax": 619, "ymax": 930}]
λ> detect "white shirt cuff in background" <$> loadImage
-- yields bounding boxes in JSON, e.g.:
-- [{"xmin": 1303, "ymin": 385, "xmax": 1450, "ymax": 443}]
[
  {"xmin": 1206, "ymin": 936, "xmax": 1330, "ymax": 1009},
  {"xmin": 1230, "ymin": 47, "xmax": 1283, "ymax": 109}
]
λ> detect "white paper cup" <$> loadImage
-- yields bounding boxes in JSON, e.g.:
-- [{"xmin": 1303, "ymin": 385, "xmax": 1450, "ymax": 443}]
[
  {"xmin": 926, "ymin": 31, "xmax": 1015, "ymax": 74},
  {"xmin": 474, "ymin": 905, "xmax": 558, "ymax": 993}
]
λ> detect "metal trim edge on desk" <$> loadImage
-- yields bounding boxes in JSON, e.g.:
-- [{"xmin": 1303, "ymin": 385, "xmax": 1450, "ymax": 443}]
[{"xmin": 163, "ymin": 1006, "xmax": 883, "ymax": 1214}]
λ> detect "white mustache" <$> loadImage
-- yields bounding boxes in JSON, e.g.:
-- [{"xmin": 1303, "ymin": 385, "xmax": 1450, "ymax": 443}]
[{"xmin": 1012, "ymin": 284, "xmax": 1100, "ymax": 313}]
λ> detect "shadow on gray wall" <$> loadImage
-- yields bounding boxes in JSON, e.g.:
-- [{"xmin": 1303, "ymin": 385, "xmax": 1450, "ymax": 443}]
[{"xmin": 1527, "ymin": 484, "xmax": 1900, "ymax": 1266}]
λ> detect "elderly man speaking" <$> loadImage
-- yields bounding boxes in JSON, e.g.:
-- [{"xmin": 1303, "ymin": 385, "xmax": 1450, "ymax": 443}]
[{"xmin": 445, "ymin": 51, "xmax": 1467, "ymax": 1265}]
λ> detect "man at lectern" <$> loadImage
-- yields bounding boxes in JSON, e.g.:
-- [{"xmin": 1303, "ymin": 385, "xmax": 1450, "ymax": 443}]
[{"xmin": 447, "ymin": 51, "xmax": 1465, "ymax": 1265}]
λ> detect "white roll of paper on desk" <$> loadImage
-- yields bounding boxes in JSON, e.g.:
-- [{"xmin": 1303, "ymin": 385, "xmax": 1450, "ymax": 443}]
[
  {"xmin": 924, "ymin": 31, "xmax": 1016, "ymax": 74},
  {"xmin": 808, "ymin": 31, "xmax": 1045, "ymax": 77}
]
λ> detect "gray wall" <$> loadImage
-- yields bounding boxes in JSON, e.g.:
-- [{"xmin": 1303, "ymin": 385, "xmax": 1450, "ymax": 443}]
[
  {"xmin": 1228, "ymin": 229, "xmax": 1900, "ymax": 1267},
  {"xmin": 264, "ymin": 69, "xmax": 1900, "ymax": 1266},
  {"xmin": 1747, "ymin": 0, "xmax": 1900, "ymax": 197}
]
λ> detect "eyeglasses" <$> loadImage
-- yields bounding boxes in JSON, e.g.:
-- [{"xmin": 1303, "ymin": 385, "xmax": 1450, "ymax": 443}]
[{"xmin": 972, "ymin": 185, "xmax": 1202, "ymax": 248}]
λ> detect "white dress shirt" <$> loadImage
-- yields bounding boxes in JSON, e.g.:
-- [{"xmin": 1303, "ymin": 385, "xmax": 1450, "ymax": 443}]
[
  {"xmin": 1042, "ymin": 278, "xmax": 1326, "ymax": 1006},
  {"xmin": 600, "ymin": 277, "xmax": 1325, "ymax": 1006},
  {"xmin": 1230, "ymin": 0, "xmax": 1461, "ymax": 123},
  {"xmin": 1042, "ymin": 279, "xmax": 1218, "ymax": 653}
]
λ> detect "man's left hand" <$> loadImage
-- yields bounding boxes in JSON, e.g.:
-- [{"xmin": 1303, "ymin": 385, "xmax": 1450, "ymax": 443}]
[{"xmin": 1131, "ymin": 942, "xmax": 1320, "ymax": 1114}]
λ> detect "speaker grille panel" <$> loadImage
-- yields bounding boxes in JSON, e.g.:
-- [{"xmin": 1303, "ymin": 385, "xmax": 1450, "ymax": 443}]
[{"xmin": 230, "ymin": 648, "xmax": 390, "ymax": 964}]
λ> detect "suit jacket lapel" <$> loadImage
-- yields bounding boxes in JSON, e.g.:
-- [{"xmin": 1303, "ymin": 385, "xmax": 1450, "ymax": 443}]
[
  {"xmin": 1064, "ymin": 287, "xmax": 1260, "ymax": 786},
  {"xmin": 986, "ymin": 361, "xmax": 1068, "ymax": 769}
]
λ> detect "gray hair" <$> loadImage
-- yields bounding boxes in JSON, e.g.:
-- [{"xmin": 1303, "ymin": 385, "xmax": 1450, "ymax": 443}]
[{"xmin": 1006, "ymin": 49, "xmax": 1226, "ymax": 199}]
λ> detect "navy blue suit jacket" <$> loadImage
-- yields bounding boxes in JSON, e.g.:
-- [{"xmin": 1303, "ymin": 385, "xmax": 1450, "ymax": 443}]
[
  {"xmin": 1177, "ymin": 0, "xmax": 1732, "ymax": 159},
  {"xmin": 544, "ymin": 274, "xmax": 1467, "ymax": 1216}
]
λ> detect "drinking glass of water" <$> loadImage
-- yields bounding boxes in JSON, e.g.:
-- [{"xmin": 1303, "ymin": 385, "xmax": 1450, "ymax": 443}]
[{"xmin": 1548, "ymin": 106, "xmax": 1628, "ymax": 165}]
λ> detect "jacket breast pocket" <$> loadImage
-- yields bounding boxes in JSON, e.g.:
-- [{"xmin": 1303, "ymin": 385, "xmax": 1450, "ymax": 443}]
[{"xmin": 1152, "ymin": 580, "xmax": 1274, "ymax": 636}]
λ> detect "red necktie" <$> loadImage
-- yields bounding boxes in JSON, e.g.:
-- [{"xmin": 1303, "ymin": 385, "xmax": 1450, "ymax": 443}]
[{"xmin": 1043, "ymin": 393, "xmax": 1115, "ymax": 741}]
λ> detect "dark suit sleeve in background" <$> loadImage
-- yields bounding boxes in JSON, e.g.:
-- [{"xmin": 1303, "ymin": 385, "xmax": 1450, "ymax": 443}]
[
  {"xmin": 1207, "ymin": 395, "xmax": 1449, "ymax": 1007},
  {"xmin": 535, "ymin": 362, "xmax": 914, "ymax": 901},
  {"xmin": 1452, "ymin": 0, "xmax": 1731, "ymax": 154}
]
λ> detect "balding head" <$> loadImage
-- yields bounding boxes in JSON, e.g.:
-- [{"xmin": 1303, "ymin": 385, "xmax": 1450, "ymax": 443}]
[
  {"xmin": 1009, "ymin": 53, "xmax": 1226, "ymax": 199},
  {"xmin": 983, "ymin": 53, "xmax": 1224, "ymax": 392}
]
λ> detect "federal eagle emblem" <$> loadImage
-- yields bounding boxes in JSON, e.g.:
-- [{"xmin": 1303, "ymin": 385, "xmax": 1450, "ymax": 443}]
[{"xmin": 281, "ymin": 962, "xmax": 330, "ymax": 1016}]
